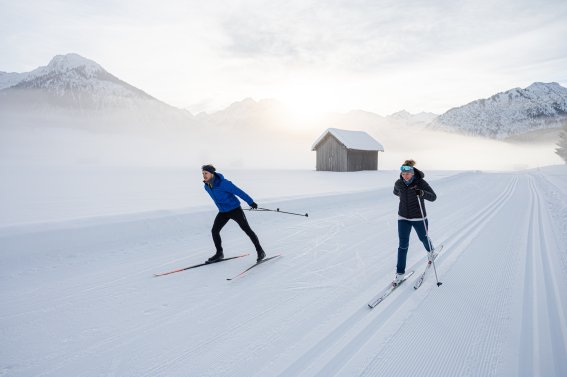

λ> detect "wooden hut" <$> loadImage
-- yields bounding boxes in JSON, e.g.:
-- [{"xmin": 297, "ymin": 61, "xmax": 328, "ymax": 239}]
[{"xmin": 311, "ymin": 128, "xmax": 384, "ymax": 171}]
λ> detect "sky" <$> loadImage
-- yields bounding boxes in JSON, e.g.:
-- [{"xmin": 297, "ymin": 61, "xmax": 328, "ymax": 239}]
[{"xmin": 1, "ymin": 0, "xmax": 567, "ymax": 117}]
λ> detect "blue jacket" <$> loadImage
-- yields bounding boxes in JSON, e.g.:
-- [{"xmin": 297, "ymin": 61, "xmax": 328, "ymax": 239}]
[{"xmin": 204, "ymin": 172, "xmax": 254, "ymax": 213}]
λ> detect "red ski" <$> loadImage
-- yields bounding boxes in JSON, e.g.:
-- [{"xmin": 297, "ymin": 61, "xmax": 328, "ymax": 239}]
[
  {"xmin": 226, "ymin": 255, "xmax": 281, "ymax": 281},
  {"xmin": 154, "ymin": 253, "xmax": 249, "ymax": 277}
]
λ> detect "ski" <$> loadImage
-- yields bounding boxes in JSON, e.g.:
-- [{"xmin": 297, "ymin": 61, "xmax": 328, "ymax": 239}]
[
  {"xmin": 154, "ymin": 253, "xmax": 250, "ymax": 277},
  {"xmin": 368, "ymin": 271, "xmax": 415, "ymax": 308},
  {"xmin": 226, "ymin": 255, "xmax": 281, "ymax": 281},
  {"xmin": 414, "ymin": 244, "xmax": 444, "ymax": 289}
]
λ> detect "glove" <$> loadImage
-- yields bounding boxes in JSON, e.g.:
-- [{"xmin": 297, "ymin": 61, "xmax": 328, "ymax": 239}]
[
  {"xmin": 250, "ymin": 202, "xmax": 258, "ymax": 209},
  {"xmin": 415, "ymin": 189, "xmax": 424, "ymax": 197}
]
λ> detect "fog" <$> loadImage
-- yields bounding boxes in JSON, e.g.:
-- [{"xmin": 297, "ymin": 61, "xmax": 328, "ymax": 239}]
[{"xmin": 0, "ymin": 107, "xmax": 563, "ymax": 171}]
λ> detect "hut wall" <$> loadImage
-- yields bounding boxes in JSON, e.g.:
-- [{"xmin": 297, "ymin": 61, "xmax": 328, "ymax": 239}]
[
  {"xmin": 315, "ymin": 135, "xmax": 348, "ymax": 171},
  {"xmin": 347, "ymin": 150, "xmax": 378, "ymax": 171}
]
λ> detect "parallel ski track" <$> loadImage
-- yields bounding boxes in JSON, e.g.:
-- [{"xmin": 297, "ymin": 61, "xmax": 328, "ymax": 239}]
[
  {"xmin": 518, "ymin": 176, "xmax": 567, "ymax": 377},
  {"xmin": 358, "ymin": 175, "xmax": 524, "ymax": 377},
  {"xmin": 529, "ymin": 171, "xmax": 567, "ymax": 277},
  {"xmin": 275, "ymin": 175, "xmax": 519, "ymax": 377}
]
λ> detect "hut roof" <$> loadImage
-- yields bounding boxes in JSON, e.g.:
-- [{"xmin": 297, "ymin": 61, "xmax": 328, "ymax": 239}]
[{"xmin": 311, "ymin": 128, "xmax": 384, "ymax": 152}]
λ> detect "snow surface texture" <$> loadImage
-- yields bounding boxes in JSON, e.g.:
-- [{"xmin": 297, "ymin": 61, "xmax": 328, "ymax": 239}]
[
  {"xmin": 431, "ymin": 82, "xmax": 567, "ymax": 139},
  {"xmin": 1, "ymin": 167, "xmax": 566, "ymax": 377}
]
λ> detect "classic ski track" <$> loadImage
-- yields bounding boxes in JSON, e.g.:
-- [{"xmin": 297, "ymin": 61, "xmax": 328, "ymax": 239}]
[
  {"xmin": 529, "ymin": 171, "xmax": 567, "ymax": 276},
  {"xmin": 325, "ymin": 176, "xmax": 521, "ymax": 376},
  {"xmin": 517, "ymin": 177, "xmax": 567, "ymax": 377},
  {"xmin": 274, "ymin": 175, "xmax": 519, "ymax": 377},
  {"xmin": 360, "ymin": 175, "xmax": 531, "ymax": 377},
  {"xmin": 357, "ymin": 175, "xmax": 567, "ymax": 377}
]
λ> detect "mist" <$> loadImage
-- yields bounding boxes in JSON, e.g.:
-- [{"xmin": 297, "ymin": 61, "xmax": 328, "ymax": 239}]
[{"xmin": 0, "ymin": 107, "xmax": 562, "ymax": 171}]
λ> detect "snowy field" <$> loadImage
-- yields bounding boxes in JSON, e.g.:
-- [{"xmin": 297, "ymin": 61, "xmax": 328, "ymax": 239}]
[{"xmin": 1, "ymin": 166, "xmax": 567, "ymax": 376}]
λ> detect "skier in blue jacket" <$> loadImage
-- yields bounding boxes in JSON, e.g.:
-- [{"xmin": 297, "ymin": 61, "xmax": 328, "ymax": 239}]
[{"xmin": 202, "ymin": 164, "xmax": 266, "ymax": 263}]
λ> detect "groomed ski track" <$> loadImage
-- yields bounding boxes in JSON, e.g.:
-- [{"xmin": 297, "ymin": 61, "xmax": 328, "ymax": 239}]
[{"xmin": 1, "ymin": 169, "xmax": 566, "ymax": 376}]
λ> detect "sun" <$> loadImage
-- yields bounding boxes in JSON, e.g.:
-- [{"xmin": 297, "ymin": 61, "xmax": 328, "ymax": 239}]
[
  {"xmin": 277, "ymin": 83, "xmax": 338, "ymax": 124},
  {"xmin": 283, "ymin": 96, "xmax": 329, "ymax": 123}
]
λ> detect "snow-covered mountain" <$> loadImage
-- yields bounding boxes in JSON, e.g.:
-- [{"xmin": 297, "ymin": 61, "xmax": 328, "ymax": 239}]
[
  {"xmin": 0, "ymin": 53, "xmax": 192, "ymax": 120},
  {"xmin": 0, "ymin": 52, "xmax": 196, "ymax": 142},
  {"xmin": 430, "ymin": 82, "xmax": 567, "ymax": 139},
  {"xmin": 0, "ymin": 71, "xmax": 30, "ymax": 90}
]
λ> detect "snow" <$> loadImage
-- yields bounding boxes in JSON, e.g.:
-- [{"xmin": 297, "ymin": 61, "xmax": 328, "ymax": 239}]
[
  {"xmin": 41, "ymin": 53, "xmax": 103, "ymax": 77},
  {"xmin": 1, "ymin": 166, "xmax": 566, "ymax": 376},
  {"xmin": 1, "ymin": 53, "xmax": 157, "ymax": 110},
  {"xmin": 312, "ymin": 128, "xmax": 385, "ymax": 151},
  {"xmin": 386, "ymin": 110, "xmax": 437, "ymax": 127},
  {"xmin": 0, "ymin": 71, "xmax": 29, "ymax": 90},
  {"xmin": 431, "ymin": 82, "xmax": 567, "ymax": 139}
]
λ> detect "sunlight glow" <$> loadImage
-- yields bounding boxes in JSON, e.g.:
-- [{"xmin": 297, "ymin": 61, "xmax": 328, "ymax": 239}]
[{"xmin": 277, "ymin": 82, "xmax": 341, "ymax": 123}]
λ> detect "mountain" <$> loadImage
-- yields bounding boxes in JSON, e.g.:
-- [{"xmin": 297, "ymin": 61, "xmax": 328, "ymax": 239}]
[
  {"xmin": 196, "ymin": 98, "xmax": 288, "ymax": 127},
  {"xmin": 1, "ymin": 54, "xmax": 154, "ymax": 109},
  {"xmin": 0, "ymin": 53, "xmax": 192, "ymax": 129},
  {"xmin": 0, "ymin": 71, "xmax": 30, "ymax": 90},
  {"xmin": 430, "ymin": 82, "xmax": 567, "ymax": 139},
  {"xmin": 0, "ymin": 53, "xmax": 198, "ymax": 166},
  {"xmin": 386, "ymin": 110, "xmax": 438, "ymax": 127}
]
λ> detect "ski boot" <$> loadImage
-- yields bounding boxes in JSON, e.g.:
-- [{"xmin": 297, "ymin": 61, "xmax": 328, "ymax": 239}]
[{"xmin": 206, "ymin": 252, "xmax": 224, "ymax": 263}]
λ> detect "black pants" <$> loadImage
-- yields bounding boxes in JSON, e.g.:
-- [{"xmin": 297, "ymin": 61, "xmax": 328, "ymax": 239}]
[{"xmin": 212, "ymin": 207, "xmax": 263, "ymax": 253}]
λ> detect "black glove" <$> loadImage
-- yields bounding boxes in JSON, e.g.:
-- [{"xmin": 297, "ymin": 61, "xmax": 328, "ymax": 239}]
[
  {"xmin": 250, "ymin": 202, "xmax": 258, "ymax": 209},
  {"xmin": 415, "ymin": 189, "xmax": 424, "ymax": 197}
]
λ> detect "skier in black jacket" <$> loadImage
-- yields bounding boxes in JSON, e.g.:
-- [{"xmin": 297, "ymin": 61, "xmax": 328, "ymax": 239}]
[{"xmin": 393, "ymin": 160, "xmax": 437, "ymax": 285}]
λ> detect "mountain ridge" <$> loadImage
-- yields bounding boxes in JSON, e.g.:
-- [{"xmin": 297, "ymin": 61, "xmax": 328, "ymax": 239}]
[
  {"xmin": 2, "ymin": 54, "xmax": 566, "ymax": 142},
  {"xmin": 430, "ymin": 82, "xmax": 567, "ymax": 139}
]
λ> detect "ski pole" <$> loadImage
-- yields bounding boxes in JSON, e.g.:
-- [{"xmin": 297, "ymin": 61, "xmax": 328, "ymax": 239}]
[
  {"xmin": 415, "ymin": 191, "xmax": 442, "ymax": 287},
  {"xmin": 248, "ymin": 207, "xmax": 308, "ymax": 217}
]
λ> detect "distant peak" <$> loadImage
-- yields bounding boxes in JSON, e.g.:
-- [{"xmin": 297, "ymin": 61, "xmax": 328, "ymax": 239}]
[
  {"xmin": 525, "ymin": 81, "xmax": 562, "ymax": 92},
  {"xmin": 527, "ymin": 81, "xmax": 559, "ymax": 88},
  {"xmin": 46, "ymin": 53, "xmax": 104, "ymax": 74},
  {"xmin": 389, "ymin": 110, "xmax": 411, "ymax": 117}
]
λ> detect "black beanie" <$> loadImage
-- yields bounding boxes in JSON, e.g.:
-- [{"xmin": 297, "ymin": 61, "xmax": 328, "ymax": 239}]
[{"xmin": 201, "ymin": 164, "xmax": 216, "ymax": 174}]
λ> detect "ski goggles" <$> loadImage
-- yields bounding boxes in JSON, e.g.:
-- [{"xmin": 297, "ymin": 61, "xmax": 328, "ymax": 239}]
[{"xmin": 400, "ymin": 165, "xmax": 414, "ymax": 172}]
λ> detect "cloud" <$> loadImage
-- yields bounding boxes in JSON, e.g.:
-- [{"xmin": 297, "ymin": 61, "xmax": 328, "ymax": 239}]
[{"xmin": 218, "ymin": 0, "xmax": 567, "ymax": 73}]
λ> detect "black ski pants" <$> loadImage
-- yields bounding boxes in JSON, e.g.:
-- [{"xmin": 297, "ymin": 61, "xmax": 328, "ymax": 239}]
[{"xmin": 212, "ymin": 207, "xmax": 263, "ymax": 253}]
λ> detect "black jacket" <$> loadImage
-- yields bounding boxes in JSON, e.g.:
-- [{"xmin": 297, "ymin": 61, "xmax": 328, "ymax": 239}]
[{"xmin": 393, "ymin": 167, "xmax": 436, "ymax": 219}]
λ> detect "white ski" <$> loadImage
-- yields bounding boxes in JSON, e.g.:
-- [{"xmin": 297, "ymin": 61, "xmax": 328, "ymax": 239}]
[
  {"xmin": 368, "ymin": 270, "xmax": 415, "ymax": 309},
  {"xmin": 414, "ymin": 244, "xmax": 444, "ymax": 289}
]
